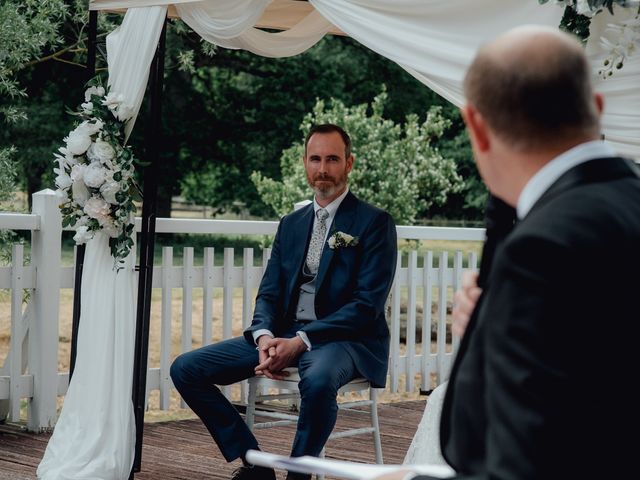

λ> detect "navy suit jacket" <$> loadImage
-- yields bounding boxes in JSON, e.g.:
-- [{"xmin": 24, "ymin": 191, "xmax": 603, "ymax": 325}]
[
  {"xmin": 244, "ymin": 191, "xmax": 397, "ymax": 387},
  {"xmin": 433, "ymin": 157, "xmax": 640, "ymax": 480}
]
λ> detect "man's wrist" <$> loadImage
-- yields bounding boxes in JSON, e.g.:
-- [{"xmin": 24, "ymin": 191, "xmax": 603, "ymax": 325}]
[
  {"xmin": 253, "ymin": 329, "xmax": 274, "ymax": 347},
  {"xmin": 295, "ymin": 331, "xmax": 312, "ymax": 351}
]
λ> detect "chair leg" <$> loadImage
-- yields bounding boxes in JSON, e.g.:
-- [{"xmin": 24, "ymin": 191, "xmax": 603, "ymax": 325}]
[
  {"xmin": 245, "ymin": 379, "xmax": 257, "ymax": 432},
  {"xmin": 370, "ymin": 387, "xmax": 383, "ymax": 464}
]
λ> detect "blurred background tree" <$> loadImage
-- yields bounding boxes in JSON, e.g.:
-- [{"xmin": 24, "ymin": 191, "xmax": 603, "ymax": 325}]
[
  {"xmin": 251, "ymin": 90, "xmax": 463, "ymax": 224},
  {"xmin": 1, "ymin": 7, "xmax": 486, "ymax": 223}
]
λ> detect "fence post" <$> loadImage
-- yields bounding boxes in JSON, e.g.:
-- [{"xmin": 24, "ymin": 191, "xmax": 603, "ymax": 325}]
[{"xmin": 27, "ymin": 189, "xmax": 62, "ymax": 432}]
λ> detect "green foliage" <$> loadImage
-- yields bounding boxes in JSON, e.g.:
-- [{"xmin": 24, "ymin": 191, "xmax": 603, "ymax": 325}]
[
  {"xmin": 0, "ymin": 146, "xmax": 18, "ymax": 203},
  {"xmin": 0, "ymin": 146, "xmax": 20, "ymax": 265},
  {"xmin": 252, "ymin": 90, "xmax": 463, "ymax": 224},
  {"xmin": 1, "ymin": 11, "xmax": 482, "ymax": 223},
  {"xmin": 0, "ymin": 0, "xmax": 68, "ymax": 123},
  {"xmin": 429, "ymin": 130, "xmax": 488, "ymax": 219}
]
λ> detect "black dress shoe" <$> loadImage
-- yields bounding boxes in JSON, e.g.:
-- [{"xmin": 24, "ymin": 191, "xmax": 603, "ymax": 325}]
[
  {"xmin": 231, "ymin": 465, "xmax": 276, "ymax": 480},
  {"xmin": 285, "ymin": 472, "xmax": 311, "ymax": 480}
]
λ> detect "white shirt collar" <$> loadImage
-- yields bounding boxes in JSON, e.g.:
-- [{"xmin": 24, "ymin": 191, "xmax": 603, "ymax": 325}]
[
  {"xmin": 516, "ymin": 140, "xmax": 616, "ymax": 219},
  {"xmin": 312, "ymin": 186, "xmax": 349, "ymax": 243},
  {"xmin": 313, "ymin": 186, "xmax": 349, "ymax": 218}
]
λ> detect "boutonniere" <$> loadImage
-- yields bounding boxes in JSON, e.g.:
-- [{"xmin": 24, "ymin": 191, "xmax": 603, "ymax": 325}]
[{"xmin": 327, "ymin": 231, "xmax": 359, "ymax": 249}]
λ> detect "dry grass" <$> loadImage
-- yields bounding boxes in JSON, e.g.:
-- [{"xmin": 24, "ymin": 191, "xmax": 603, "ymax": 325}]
[{"xmin": 1, "ymin": 288, "xmax": 436, "ymax": 424}]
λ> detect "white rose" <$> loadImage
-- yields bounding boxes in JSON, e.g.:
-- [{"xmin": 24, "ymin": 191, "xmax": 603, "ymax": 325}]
[
  {"xmin": 340, "ymin": 233, "xmax": 354, "ymax": 243},
  {"xmin": 83, "ymin": 162, "xmax": 107, "ymax": 189},
  {"xmin": 100, "ymin": 180, "xmax": 121, "ymax": 204},
  {"xmin": 78, "ymin": 119, "xmax": 103, "ymax": 136},
  {"xmin": 70, "ymin": 164, "xmax": 85, "ymax": 182},
  {"xmin": 73, "ymin": 225, "xmax": 94, "ymax": 244},
  {"xmin": 72, "ymin": 179, "xmax": 90, "ymax": 207},
  {"xmin": 327, "ymin": 236, "xmax": 336, "ymax": 249},
  {"xmin": 87, "ymin": 138, "xmax": 115, "ymax": 163},
  {"xmin": 101, "ymin": 218, "xmax": 120, "ymax": 238},
  {"xmin": 84, "ymin": 196, "xmax": 111, "ymax": 225},
  {"xmin": 115, "ymin": 104, "xmax": 134, "ymax": 122},
  {"xmin": 54, "ymin": 169, "xmax": 72, "ymax": 190},
  {"xmin": 81, "ymin": 101, "xmax": 94, "ymax": 114},
  {"xmin": 65, "ymin": 128, "xmax": 92, "ymax": 155},
  {"xmin": 576, "ymin": 0, "xmax": 596, "ymax": 17},
  {"xmin": 75, "ymin": 215, "xmax": 89, "ymax": 227},
  {"xmin": 84, "ymin": 85, "xmax": 105, "ymax": 102},
  {"xmin": 102, "ymin": 92, "xmax": 124, "ymax": 111},
  {"xmin": 54, "ymin": 189, "xmax": 68, "ymax": 205}
]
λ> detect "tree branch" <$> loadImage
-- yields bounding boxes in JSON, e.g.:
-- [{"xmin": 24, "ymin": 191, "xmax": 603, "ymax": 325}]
[{"xmin": 23, "ymin": 32, "xmax": 109, "ymax": 69}]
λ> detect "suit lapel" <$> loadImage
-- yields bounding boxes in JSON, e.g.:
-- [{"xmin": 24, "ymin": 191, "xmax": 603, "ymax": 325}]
[
  {"xmin": 286, "ymin": 204, "xmax": 315, "ymax": 297},
  {"xmin": 315, "ymin": 192, "xmax": 358, "ymax": 290}
]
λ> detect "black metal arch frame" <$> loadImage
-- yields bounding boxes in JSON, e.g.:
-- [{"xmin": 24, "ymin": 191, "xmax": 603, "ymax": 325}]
[{"xmin": 70, "ymin": 9, "xmax": 168, "ymax": 479}]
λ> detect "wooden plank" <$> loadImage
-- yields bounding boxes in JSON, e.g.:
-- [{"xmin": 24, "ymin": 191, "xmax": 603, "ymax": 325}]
[{"xmin": 0, "ymin": 400, "xmax": 427, "ymax": 479}]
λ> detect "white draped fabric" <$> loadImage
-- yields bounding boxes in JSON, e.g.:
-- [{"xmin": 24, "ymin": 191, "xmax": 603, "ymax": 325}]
[
  {"xmin": 37, "ymin": 7, "xmax": 166, "ymax": 479},
  {"xmin": 37, "ymin": 233, "xmax": 137, "ymax": 479},
  {"xmin": 89, "ymin": 0, "xmax": 640, "ymax": 158},
  {"xmin": 106, "ymin": 5, "xmax": 169, "ymax": 138},
  {"xmin": 41, "ymin": 1, "xmax": 640, "ymax": 477},
  {"xmin": 177, "ymin": 1, "xmax": 331, "ymax": 58},
  {"xmin": 403, "ymin": 381, "xmax": 448, "ymax": 467}
]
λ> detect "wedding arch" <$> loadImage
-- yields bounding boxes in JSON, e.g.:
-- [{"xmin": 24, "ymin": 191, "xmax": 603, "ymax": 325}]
[{"xmin": 40, "ymin": 1, "xmax": 640, "ymax": 479}]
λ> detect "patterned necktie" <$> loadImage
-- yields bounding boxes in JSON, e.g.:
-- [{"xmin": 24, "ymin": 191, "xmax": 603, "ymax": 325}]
[{"xmin": 305, "ymin": 208, "xmax": 329, "ymax": 275}]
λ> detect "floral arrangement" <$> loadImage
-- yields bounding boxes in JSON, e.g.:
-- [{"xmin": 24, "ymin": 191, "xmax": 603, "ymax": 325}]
[
  {"xmin": 327, "ymin": 231, "xmax": 359, "ymax": 250},
  {"xmin": 540, "ymin": 0, "xmax": 640, "ymax": 77},
  {"xmin": 53, "ymin": 84, "xmax": 138, "ymax": 269}
]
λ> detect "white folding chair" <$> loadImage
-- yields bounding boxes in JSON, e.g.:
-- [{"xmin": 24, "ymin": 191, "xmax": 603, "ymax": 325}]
[{"xmin": 245, "ymin": 368, "xmax": 383, "ymax": 469}]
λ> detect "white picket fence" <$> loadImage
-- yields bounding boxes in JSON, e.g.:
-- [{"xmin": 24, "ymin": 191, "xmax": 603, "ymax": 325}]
[{"xmin": 0, "ymin": 190, "xmax": 484, "ymax": 431}]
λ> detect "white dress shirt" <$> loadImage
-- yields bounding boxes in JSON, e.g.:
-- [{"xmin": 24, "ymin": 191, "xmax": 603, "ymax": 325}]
[{"xmin": 517, "ymin": 140, "xmax": 616, "ymax": 220}]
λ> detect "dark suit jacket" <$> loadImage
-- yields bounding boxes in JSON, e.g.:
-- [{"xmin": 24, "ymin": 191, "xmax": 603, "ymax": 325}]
[
  {"xmin": 434, "ymin": 157, "xmax": 640, "ymax": 479},
  {"xmin": 244, "ymin": 191, "xmax": 397, "ymax": 388}
]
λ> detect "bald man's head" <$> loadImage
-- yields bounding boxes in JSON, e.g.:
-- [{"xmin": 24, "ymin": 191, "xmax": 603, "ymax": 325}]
[{"xmin": 464, "ymin": 26, "xmax": 601, "ymax": 152}]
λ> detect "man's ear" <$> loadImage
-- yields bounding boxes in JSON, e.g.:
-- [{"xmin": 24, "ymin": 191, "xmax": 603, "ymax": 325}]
[
  {"xmin": 346, "ymin": 154, "xmax": 354, "ymax": 173},
  {"xmin": 462, "ymin": 104, "xmax": 490, "ymax": 153},
  {"xmin": 594, "ymin": 92, "xmax": 604, "ymax": 116}
]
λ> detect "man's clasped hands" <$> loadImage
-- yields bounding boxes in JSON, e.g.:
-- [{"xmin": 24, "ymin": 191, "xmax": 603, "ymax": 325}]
[{"xmin": 254, "ymin": 335, "xmax": 307, "ymax": 380}]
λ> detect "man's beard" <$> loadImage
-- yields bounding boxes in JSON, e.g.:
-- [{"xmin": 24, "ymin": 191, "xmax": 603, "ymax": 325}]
[{"xmin": 307, "ymin": 172, "xmax": 347, "ymax": 199}]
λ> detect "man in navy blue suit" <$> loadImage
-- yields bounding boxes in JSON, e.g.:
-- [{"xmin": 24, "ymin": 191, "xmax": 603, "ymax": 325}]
[{"xmin": 171, "ymin": 124, "xmax": 397, "ymax": 480}]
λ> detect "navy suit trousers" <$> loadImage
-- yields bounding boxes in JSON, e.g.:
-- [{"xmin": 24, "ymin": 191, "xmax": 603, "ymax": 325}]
[{"xmin": 170, "ymin": 323, "xmax": 359, "ymax": 462}]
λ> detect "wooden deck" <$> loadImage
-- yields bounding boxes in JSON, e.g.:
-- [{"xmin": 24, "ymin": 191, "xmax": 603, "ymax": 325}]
[{"xmin": 0, "ymin": 400, "xmax": 426, "ymax": 480}]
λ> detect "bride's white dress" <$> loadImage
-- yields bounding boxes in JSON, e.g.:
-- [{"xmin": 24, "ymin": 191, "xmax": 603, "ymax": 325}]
[
  {"xmin": 403, "ymin": 381, "xmax": 448, "ymax": 466},
  {"xmin": 37, "ymin": 233, "xmax": 136, "ymax": 479}
]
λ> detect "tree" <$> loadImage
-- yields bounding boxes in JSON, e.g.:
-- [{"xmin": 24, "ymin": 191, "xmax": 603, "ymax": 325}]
[
  {"xmin": 0, "ymin": 1, "xmax": 113, "ymax": 207},
  {"xmin": 0, "ymin": 147, "xmax": 20, "ymax": 264},
  {"xmin": 251, "ymin": 90, "xmax": 463, "ymax": 224}
]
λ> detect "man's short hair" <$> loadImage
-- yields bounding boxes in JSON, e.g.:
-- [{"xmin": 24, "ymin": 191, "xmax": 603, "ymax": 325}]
[
  {"xmin": 463, "ymin": 32, "xmax": 600, "ymax": 151},
  {"xmin": 305, "ymin": 124, "xmax": 352, "ymax": 158}
]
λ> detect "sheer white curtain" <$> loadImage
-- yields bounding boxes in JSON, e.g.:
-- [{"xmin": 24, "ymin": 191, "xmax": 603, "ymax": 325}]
[
  {"xmin": 177, "ymin": 1, "xmax": 331, "ymax": 58},
  {"xmin": 309, "ymin": 0, "xmax": 639, "ymax": 157},
  {"xmin": 37, "ymin": 234, "xmax": 138, "ymax": 480},
  {"xmin": 37, "ymin": 7, "xmax": 167, "ymax": 479},
  {"xmin": 89, "ymin": 0, "xmax": 640, "ymax": 157}
]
